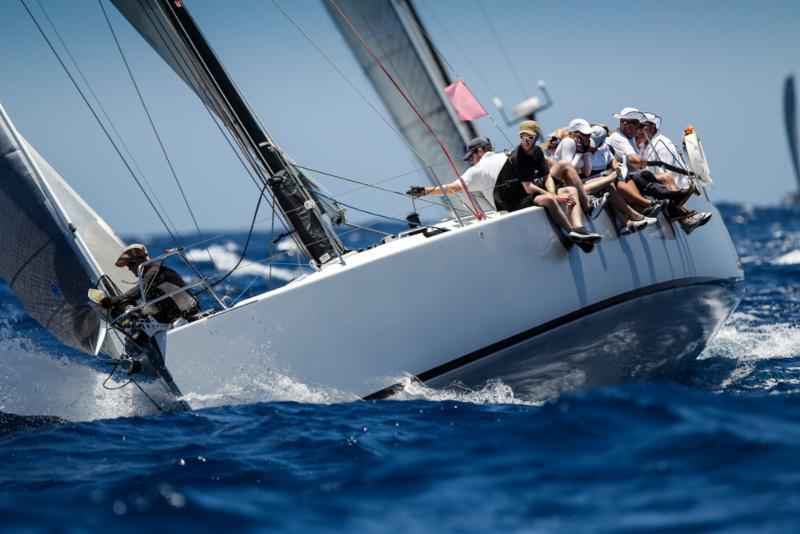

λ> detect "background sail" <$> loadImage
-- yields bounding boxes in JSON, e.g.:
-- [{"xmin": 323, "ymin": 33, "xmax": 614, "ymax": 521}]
[
  {"xmin": 784, "ymin": 75, "xmax": 800, "ymax": 191},
  {"xmin": 0, "ymin": 105, "xmax": 130, "ymax": 354},
  {"xmin": 325, "ymin": 0, "xmax": 489, "ymax": 210}
]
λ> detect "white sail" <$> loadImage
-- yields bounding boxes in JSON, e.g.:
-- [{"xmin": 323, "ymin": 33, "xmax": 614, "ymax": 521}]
[{"xmin": 0, "ymin": 104, "xmax": 132, "ymax": 354}]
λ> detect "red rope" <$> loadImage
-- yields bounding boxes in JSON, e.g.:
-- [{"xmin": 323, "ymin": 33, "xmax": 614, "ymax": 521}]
[{"xmin": 328, "ymin": 0, "xmax": 483, "ymax": 220}]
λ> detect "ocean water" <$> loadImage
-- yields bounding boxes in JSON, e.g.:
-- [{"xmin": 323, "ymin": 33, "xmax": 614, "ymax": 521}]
[{"xmin": 1, "ymin": 204, "xmax": 799, "ymax": 531}]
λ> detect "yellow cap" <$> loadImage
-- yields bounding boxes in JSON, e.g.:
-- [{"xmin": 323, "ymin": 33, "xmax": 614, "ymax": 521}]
[{"xmin": 518, "ymin": 120, "xmax": 540, "ymax": 138}]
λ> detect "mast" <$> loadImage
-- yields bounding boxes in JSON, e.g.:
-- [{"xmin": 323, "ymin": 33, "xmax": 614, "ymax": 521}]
[{"xmin": 112, "ymin": 0, "xmax": 346, "ymax": 266}]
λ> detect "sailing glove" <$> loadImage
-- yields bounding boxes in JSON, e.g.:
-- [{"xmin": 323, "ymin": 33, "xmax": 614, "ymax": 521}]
[{"xmin": 407, "ymin": 186, "xmax": 426, "ymax": 198}]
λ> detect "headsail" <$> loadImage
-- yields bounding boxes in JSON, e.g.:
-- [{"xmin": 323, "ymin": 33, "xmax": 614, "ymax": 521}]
[
  {"xmin": 325, "ymin": 0, "xmax": 480, "ymax": 196},
  {"xmin": 0, "ymin": 104, "xmax": 131, "ymax": 354},
  {"xmin": 784, "ymin": 75, "xmax": 800, "ymax": 191}
]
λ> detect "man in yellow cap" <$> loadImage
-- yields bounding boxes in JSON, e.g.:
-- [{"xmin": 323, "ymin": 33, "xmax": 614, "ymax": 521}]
[{"xmin": 99, "ymin": 244, "xmax": 198, "ymax": 324}]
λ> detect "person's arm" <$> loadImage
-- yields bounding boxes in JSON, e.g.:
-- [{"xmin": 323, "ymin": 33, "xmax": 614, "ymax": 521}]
[
  {"xmin": 521, "ymin": 181, "xmax": 549, "ymax": 196},
  {"xmin": 421, "ymin": 181, "xmax": 464, "ymax": 196}
]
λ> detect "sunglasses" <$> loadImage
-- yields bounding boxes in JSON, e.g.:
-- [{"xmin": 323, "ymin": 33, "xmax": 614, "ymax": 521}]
[
  {"xmin": 621, "ymin": 120, "xmax": 640, "ymax": 126},
  {"xmin": 519, "ymin": 134, "xmax": 537, "ymax": 142}
]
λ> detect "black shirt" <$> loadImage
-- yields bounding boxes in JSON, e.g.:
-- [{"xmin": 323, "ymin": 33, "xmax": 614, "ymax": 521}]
[{"xmin": 509, "ymin": 145, "xmax": 550, "ymax": 186}]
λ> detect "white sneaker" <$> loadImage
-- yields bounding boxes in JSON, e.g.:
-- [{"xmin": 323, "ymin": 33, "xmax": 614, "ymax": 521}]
[{"xmin": 585, "ymin": 192, "xmax": 610, "ymax": 220}]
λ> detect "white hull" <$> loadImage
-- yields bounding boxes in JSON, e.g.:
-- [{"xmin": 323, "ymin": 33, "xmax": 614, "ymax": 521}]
[{"xmin": 158, "ymin": 191, "xmax": 743, "ymax": 407}]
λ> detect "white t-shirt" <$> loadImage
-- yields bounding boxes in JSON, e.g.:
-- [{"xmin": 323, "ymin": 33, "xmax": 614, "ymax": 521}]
[
  {"xmin": 642, "ymin": 133, "xmax": 690, "ymax": 188},
  {"xmin": 553, "ymin": 137, "xmax": 587, "ymax": 169},
  {"xmin": 607, "ymin": 130, "xmax": 639, "ymax": 156},
  {"xmin": 460, "ymin": 151, "xmax": 507, "ymax": 210},
  {"xmin": 589, "ymin": 146, "xmax": 615, "ymax": 175}
]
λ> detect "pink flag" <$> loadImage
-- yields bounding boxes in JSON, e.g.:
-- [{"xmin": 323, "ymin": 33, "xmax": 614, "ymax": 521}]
[{"xmin": 444, "ymin": 80, "xmax": 487, "ymax": 121}]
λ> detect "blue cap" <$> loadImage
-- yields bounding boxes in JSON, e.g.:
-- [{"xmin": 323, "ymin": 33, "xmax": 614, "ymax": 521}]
[{"xmin": 462, "ymin": 136, "xmax": 492, "ymax": 161}]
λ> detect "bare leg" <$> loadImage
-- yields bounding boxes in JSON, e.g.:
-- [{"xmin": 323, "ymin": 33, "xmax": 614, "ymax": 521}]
[
  {"xmin": 583, "ymin": 172, "xmax": 618, "ymax": 194},
  {"xmin": 606, "ymin": 184, "xmax": 644, "ymax": 221},
  {"xmin": 557, "ymin": 186, "xmax": 586, "ymax": 229},
  {"xmin": 616, "ymin": 180, "xmax": 652, "ymax": 210},
  {"xmin": 551, "ymin": 161, "xmax": 591, "ymax": 209},
  {"xmin": 655, "ymin": 172, "xmax": 680, "ymax": 191},
  {"xmin": 534, "ymin": 194, "xmax": 574, "ymax": 232}
]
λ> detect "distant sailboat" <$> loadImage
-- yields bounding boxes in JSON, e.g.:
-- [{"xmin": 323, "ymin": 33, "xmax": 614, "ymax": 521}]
[{"xmin": 784, "ymin": 75, "xmax": 800, "ymax": 204}]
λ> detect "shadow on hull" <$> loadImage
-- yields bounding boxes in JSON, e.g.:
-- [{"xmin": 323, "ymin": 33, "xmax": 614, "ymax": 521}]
[{"xmin": 430, "ymin": 281, "xmax": 745, "ymax": 402}]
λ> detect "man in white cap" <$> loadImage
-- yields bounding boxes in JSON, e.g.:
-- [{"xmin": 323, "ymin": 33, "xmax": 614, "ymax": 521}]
[
  {"xmin": 99, "ymin": 244, "xmax": 198, "ymax": 324},
  {"xmin": 607, "ymin": 107, "xmax": 646, "ymax": 157},
  {"xmin": 639, "ymin": 112, "xmax": 712, "ymax": 233}
]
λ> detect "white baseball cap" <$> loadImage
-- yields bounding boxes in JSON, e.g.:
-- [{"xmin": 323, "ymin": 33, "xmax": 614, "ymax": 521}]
[
  {"xmin": 612, "ymin": 107, "xmax": 646, "ymax": 121},
  {"xmin": 568, "ymin": 118, "xmax": 592, "ymax": 135},
  {"xmin": 642, "ymin": 112, "xmax": 662, "ymax": 129}
]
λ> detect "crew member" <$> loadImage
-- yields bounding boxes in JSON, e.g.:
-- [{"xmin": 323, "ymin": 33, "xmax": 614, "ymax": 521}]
[{"xmin": 100, "ymin": 244, "xmax": 198, "ymax": 324}]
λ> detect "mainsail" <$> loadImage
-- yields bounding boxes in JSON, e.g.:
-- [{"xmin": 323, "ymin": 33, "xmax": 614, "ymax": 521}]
[
  {"xmin": 0, "ymin": 104, "xmax": 131, "ymax": 354},
  {"xmin": 111, "ymin": 0, "xmax": 346, "ymax": 265},
  {"xmin": 325, "ymin": 0, "xmax": 482, "ymax": 205},
  {"xmin": 784, "ymin": 75, "xmax": 800, "ymax": 191}
]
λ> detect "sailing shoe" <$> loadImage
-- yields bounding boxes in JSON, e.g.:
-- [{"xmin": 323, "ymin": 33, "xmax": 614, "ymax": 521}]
[
  {"xmin": 569, "ymin": 227, "xmax": 602, "ymax": 244},
  {"xmin": 679, "ymin": 212, "xmax": 706, "ymax": 235},
  {"xmin": 672, "ymin": 182, "xmax": 697, "ymax": 208},
  {"xmin": 584, "ymin": 192, "xmax": 610, "ymax": 220},
  {"xmin": 696, "ymin": 211, "xmax": 713, "ymax": 228},
  {"xmin": 614, "ymin": 154, "xmax": 628, "ymax": 182},
  {"xmin": 642, "ymin": 199, "xmax": 668, "ymax": 217}
]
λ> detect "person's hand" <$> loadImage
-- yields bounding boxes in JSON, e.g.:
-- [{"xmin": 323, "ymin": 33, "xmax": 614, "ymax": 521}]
[
  {"xmin": 555, "ymin": 195, "xmax": 575, "ymax": 206},
  {"xmin": 406, "ymin": 186, "xmax": 426, "ymax": 198}
]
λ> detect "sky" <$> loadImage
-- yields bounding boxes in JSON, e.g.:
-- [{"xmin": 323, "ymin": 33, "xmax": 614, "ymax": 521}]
[{"xmin": 1, "ymin": 0, "xmax": 799, "ymax": 236}]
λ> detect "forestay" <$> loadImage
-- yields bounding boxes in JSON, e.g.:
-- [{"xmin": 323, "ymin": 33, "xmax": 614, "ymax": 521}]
[{"xmin": 0, "ymin": 104, "xmax": 130, "ymax": 354}]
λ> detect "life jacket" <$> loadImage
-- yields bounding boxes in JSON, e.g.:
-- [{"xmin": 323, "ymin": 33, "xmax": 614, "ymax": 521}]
[{"xmin": 493, "ymin": 147, "xmax": 528, "ymax": 212}]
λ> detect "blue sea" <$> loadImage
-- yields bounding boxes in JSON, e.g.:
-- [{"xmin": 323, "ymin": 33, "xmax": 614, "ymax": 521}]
[{"xmin": 1, "ymin": 203, "xmax": 799, "ymax": 532}]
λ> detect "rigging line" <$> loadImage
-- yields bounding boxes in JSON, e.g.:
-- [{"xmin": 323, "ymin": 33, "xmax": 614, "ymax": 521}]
[
  {"xmin": 293, "ymin": 164, "xmax": 473, "ymax": 215},
  {"xmin": 154, "ymin": 0, "xmax": 285, "ymax": 182},
  {"xmin": 32, "ymin": 0, "xmax": 183, "ymax": 241},
  {"xmin": 475, "ymin": 0, "xmax": 527, "ymax": 98},
  {"xmin": 268, "ymin": 194, "xmax": 275, "ymax": 290},
  {"xmin": 134, "ymin": 0, "xmax": 269, "ymax": 193},
  {"xmin": 393, "ymin": 1, "xmax": 513, "ymax": 148},
  {"xmin": 155, "ymin": 1, "xmax": 328, "ymax": 260},
  {"xmin": 331, "ymin": 162, "xmax": 450, "ymax": 197},
  {"xmin": 20, "ymin": 0, "xmax": 182, "ymax": 245},
  {"xmin": 328, "ymin": 0, "xmax": 483, "ymax": 220},
  {"xmin": 211, "ymin": 181, "xmax": 269, "ymax": 287},
  {"xmin": 98, "ymin": 0, "xmax": 213, "ymax": 265},
  {"xmin": 270, "ymin": 0, "xmax": 440, "ymax": 176},
  {"xmin": 413, "ymin": 1, "xmax": 495, "ymax": 97},
  {"xmin": 348, "ymin": 1, "xmax": 416, "ymax": 112},
  {"xmin": 211, "ymin": 197, "xmax": 443, "ymax": 279}
]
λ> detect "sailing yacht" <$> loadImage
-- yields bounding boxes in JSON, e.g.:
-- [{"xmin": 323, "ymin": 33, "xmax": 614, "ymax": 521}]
[{"xmin": 0, "ymin": 0, "xmax": 744, "ymax": 410}]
